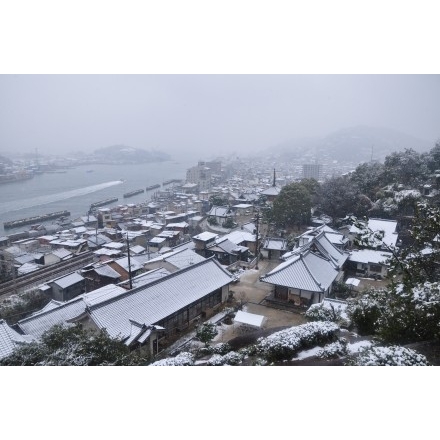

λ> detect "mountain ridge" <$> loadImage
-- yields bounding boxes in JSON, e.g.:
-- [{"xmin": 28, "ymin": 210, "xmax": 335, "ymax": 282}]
[{"xmin": 258, "ymin": 126, "xmax": 435, "ymax": 163}]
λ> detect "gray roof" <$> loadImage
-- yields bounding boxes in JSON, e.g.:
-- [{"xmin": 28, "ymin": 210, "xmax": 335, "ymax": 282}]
[
  {"xmin": 223, "ymin": 230, "xmax": 255, "ymax": 244},
  {"xmin": 261, "ymin": 250, "xmax": 338, "ymax": 292},
  {"xmin": 118, "ymin": 268, "xmax": 171, "ymax": 289},
  {"xmin": 262, "ymin": 237, "xmax": 287, "ymax": 251},
  {"xmin": 14, "ymin": 254, "xmax": 38, "ymax": 265},
  {"xmin": 209, "ymin": 238, "xmax": 245, "ymax": 254},
  {"xmin": 312, "ymin": 232, "xmax": 349, "ymax": 267},
  {"xmin": 113, "ymin": 256, "xmax": 144, "ymax": 273},
  {"xmin": 162, "ymin": 248, "xmax": 206, "ymax": 269},
  {"xmin": 193, "ymin": 231, "xmax": 218, "ymax": 242},
  {"xmin": 52, "ymin": 248, "xmax": 73, "ymax": 259},
  {"xmin": 348, "ymin": 249, "xmax": 393, "ymax": 265},
  {"xmin": 18, "ymin": 296, "xmax": 86, "ymax": 338},
  {"xmin": 207, "ymin": 206, "xmax": 230, "ymax": 217},
  {"xmin": 17, "ymin": 285, "xmax": 126, "ymax": 338},
  {"xmin": 260, "ymin": 186, "xmax": 281, "ymax": 196},
  {"xmin": 94, "ymin": 265, "xmax": 121, "ymax": 279},
  {"xmin": 283, "ymin": 231, "xmax": 348, "ymax": 268},
  {"xmin": 0, "ymin": 319, "xmax": 34, "ymax": 360},
  {"xmin": 51, "ymin": 272, "xmax": 84, "ymax": 289},
  {"xmin": 87, "ymin": 258, "xmax": 233, "ymax": 340}
]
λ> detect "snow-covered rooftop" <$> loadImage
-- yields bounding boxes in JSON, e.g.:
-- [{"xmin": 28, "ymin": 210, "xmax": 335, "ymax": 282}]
[{"xmin": 348, "ymin": 249, "xmax": 392, "ymax": 265}]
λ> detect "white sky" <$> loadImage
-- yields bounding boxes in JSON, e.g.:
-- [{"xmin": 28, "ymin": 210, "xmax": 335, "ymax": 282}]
[
  {"xmin": 1, "ymin": 74, "xmax": 439, "ymax": 159},
  {"xmin": 1, "ymin": 2, "xmax": 439, "ymax": 160}
]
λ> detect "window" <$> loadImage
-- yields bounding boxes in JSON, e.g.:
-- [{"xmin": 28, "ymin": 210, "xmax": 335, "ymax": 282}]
[{"xmin": 369, "ymin": 264, "xmax": 382, "ymax": 273}]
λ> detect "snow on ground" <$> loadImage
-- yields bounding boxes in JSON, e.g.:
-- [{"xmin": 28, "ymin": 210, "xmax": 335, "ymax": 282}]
[{"xmin": 292, "ymin": 346, "xmax": 323, "ymax": 360}]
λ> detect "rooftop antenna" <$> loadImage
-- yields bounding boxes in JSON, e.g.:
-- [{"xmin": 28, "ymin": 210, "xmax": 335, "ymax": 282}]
[{"xmin": 273, "ymin": 168, "xmax": 276, "ymax": 187}]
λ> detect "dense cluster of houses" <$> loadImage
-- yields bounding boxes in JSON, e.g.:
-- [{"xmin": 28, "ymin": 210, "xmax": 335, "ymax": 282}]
[{"xmin": 0, "ymin": 160, "xmax": 417, "ymax": 361}]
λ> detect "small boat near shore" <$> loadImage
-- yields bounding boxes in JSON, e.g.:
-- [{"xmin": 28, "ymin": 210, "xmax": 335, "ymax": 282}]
[
  {"xmin": 123, "ymin": 189, "xmax": 145, "ymax": 198},
  {"xmin": 4, "ymin": 210, "xmax": 71, "ymax": 229},
  {"xmin": 90, "ymin": 197, "xmax": 119, "ymax": 208},
  {"xmin": 163, "ymin": 179, "xmax": 182, "ymax": 185},
  {"xmin": 146, "ymin": 184, "xmax": 161, "ymax": 191}
]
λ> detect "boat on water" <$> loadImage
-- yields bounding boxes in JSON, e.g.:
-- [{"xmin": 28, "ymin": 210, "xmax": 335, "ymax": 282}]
[
  {"xmin": 4, "ymin": 210, "xmax": 71, "ymax": 229},
  {"xmin": 123, "ymin": 189, "xmax": 145, "ymax": 198},
  {"xmin": 90, "ymin": 197, "xmax": 119, "ymax": 208},
  {"xmin": 146, "ymin": 184, "xmax": 161, "ymax": 191},
  {"xmin": 163, "ymin": 179, "xmax": 182, "ymax": 185},
  {"xmin": 86, "ymin": 169, "xmax": 94, "ymax": 173},
  {"xmin": 0, "ymin": 172, "xmax": 34, "ymax": 184}
]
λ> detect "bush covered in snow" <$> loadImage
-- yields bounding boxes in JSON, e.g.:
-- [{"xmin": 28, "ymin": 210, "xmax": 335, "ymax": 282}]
[
  {"xmin": 255, "ymin": 322, "xmax": 340, "ymax": 362},
  {"xmin": 317, "ymin": 339, "xmax": 348, "ymax": 359},
  {"xmin": 379, "ymin": 282, "xmax": 440, "ymax": 343},
  {"xmin": 305, "ymin": 302, "xmax": 340, "ymax": 322},
  {"xmin": 305, "ymin": 300, "xmax": 350, "ymax": 327},
  {"xmin": 150, "ymin": 352, "xmax": 195, "ymax": 366},
  {"xmin": 194, "ymin": 342, "xmax": 232, "ymax": 358},
  {"xmin": 346, "ymin": 345, "xmax": 430, "ymax": 366},
  {"xmin": 0, "ymin": 290, "xmax": 50, "ymax": 325},
  {"xmin": 195, "ymin": 322, "xmax": 218, "ymax": 346},
  {"xmin": 206, "ymin": 351, "xmax": 244, "ymax": 366},
  {"xmin": 347, "ymin": 288, "xmax": 388, "ymax": 335}
]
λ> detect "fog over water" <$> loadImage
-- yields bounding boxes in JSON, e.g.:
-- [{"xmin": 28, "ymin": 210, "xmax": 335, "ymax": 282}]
[{"xmin": 1, "ymin": 75, "xmax": 439, "ymax": 160}]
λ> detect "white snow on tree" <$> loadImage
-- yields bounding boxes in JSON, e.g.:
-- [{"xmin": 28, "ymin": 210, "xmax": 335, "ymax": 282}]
[
  {"xmin": 150, "ymin": 352, "xmax": 195, "ymax": 366},
  {"xmin": 256, "ymin": 321, "xmax": 339, "ymax": 362},
  {"xmin": 347, "ymin": 345, "xmax": 430, "ymax": 366},
  {"xmin": 206, "ymin": 351, "xmax": 244, "ymax": 366}
]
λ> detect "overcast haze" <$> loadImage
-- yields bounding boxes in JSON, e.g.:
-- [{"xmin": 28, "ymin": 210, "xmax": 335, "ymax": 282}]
[{"xmin": 0, "ymin": 75, "xmax": 439, "ymax": 160}]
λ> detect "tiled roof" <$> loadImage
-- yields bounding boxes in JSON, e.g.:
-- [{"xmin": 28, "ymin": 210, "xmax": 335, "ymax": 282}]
[
  {"xmin": 0, "ymin": 319, "xmax": 34, "ymax": 360},
  {"xmin": 260, "ymin": 186, "xmax": 281, "ymax": 196},
  {"xmin": 222, "ymin": 230, "xmax": 255, "ymax": 244},
  {"xmin": 207, "ymin": 206, "xmax": 230, "ymax": 217},
  {"xmin": 18, "ymin": 262, "xmax": 42, "ymax": 275},
  {"xmin": 87, "ymin": 258, "xmax": 233, "ymax": 340},
  {"xmin": 261, "ymin": 250, "xmax": 338, "ymax": 292},
  {"xmin": 193, "ymin": 232, "xmax": 218, "ymax": 242},
  {"xmin": 17, "ymin": 284, "xmax": 126, "ymax": 338},
  {"xmin": 209, "ymin": 238, "xmax": 244, "ymax": 254},
  {"xmin": 18, "ymin": 297, "xmax": 86, "ymax": 338},
  {"xmin": 52, "ymin": 248, "xmax": 72, "ymax": 259},
  {"xmin": 113, "ymin": 257, "xmax": 144, "ymax": 273},
  {"xmin": 118, "ymin": 268, "xmax": 171, "ymax": 289},
  {"xmin": 130, "ymin": 245, "xmax": 146, "ymax": 254},
  {"xmin": 262, "ymin": 237, "xmax": 287, "ymax": 251},
  {"xmin": 348, "ymin": 249, "xmax": 392, "ymax": 265},
  {"xmin": 283, "ymin": 231, "xmax": 349, "ymax": 268},
  {"xmin": 163, "ymin": 248, "xmax": 205, "ymax": 269},
  {"xmin": 51, "ymin": 272, "xmax": 84, "ymax": 289},
  {"xmin": 94, "ymin": 265, "xmax": 121, "ymax": 279},
  {"xmin": 82, "ymin": 284, "xmax": 127, "ymax": 307},
  {"xmin": 349, "ymin": 218, "xmax": 398, "ymax": 248}
]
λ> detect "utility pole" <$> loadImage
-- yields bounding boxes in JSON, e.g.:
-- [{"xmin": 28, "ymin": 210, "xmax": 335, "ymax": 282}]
[
  {"xmin": 126, "ymin": 233, "xmax": 133, "ymax": 290},
  {"xmin": 253, "ymin": 209, "xmax": 262, "ymax": 270}
]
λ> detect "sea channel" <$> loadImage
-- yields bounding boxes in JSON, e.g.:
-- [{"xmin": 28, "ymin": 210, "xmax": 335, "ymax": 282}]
[{"xmin": 0, "ymin": 159, "xmax": 194, "ymax": 236}]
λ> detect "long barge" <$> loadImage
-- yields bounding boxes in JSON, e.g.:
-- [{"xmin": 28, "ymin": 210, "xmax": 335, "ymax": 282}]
[
  {"xmin": 123, "ymin": 189, "xmax": 145, "ymax": 198},
  {"xmin": 90, "ymin": 197, "xmax": 118, "ymax": 208},
  {"xmin": 163, "ymin": 179, "xmax": 182, "ymax": 185},
  {"xmin": 146, "ymin": 184, "xmax": 161, "ymax": 191},
  {"xmin": 4, "ymin": 210, "xmax": 71, "ymax": 229}
]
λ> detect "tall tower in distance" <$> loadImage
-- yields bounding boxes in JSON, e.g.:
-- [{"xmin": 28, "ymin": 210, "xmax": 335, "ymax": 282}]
[{"xmin": 302, "ymin": 163, "xmax": 322, "ymax": 181}]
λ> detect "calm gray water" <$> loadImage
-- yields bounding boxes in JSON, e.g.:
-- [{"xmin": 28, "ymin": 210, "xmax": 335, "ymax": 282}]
[{"xmin": 0, "ymin": 160, "xmax": 194, "ymax": 237}]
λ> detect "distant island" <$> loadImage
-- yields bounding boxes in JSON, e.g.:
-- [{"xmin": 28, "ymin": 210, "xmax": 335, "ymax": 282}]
[{"xmin": 90, "ymin": 145, "xmax": 171, "ymax": 164}]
